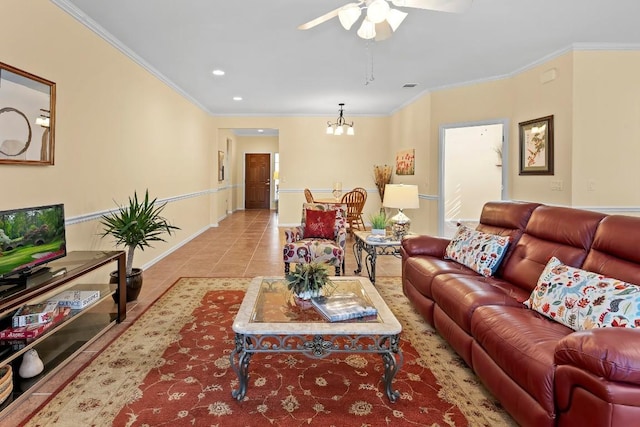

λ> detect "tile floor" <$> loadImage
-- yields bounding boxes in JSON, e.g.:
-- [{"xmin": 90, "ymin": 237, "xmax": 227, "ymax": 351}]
[{"xmin": 3, "ymin": 209, "xmax": 402, "ymax": 424}]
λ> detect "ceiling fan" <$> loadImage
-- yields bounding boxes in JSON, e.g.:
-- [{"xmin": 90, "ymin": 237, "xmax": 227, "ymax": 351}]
[{"xmin": 298, "ymin": 0, "xmax": 472, "ymax": 41}]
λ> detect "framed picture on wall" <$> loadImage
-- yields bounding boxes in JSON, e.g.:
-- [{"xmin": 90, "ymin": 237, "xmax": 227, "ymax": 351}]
[
  {"xmin": 218, "ymin": 150, "xmax": 225, "ymax": 181},
  {"xmin": 519, "ymin": 115, "xmax": 554, "ymax": 175},
  {"xmin": 395, "ymin": 148, "xmax": 415, "ymax": 175}
]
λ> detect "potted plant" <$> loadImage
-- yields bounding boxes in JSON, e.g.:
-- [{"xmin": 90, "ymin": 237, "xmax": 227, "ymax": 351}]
[
  {"xmin": 369, "ymin": 211, "xmax": 389, "ymax": 235},
  {"xmin": 100, "ymin": 190, "xmax": 180, "ymax": 302},
  {"xmin": 285, "ymin": 263, "xmax": 331, "ymax": 300}
]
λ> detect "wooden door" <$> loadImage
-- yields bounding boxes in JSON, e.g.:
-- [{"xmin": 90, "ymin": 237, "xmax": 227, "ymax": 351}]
[{"xmin": 245, "ymin": 153, "xmax": 271, "ymax": 209}]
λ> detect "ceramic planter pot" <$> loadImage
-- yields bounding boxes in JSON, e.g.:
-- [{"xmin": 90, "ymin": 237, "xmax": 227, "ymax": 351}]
[
  {"xmin": 294, "ymin": 289, "xmax": 322, "ymax": 300},
  {"xmin": 110, "ymin": 268, "xmax": 143, "ymax": 302},
  {"xmin": 371, "ymin": 228, "xmax": 386, "ymax": 236}
]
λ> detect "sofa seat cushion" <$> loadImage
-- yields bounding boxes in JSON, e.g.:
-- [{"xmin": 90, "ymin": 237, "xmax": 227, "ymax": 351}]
[
  {"xmin": 431, "ymin": 274, "xmax": 530, "ymax": 333},
  {"xmin": 403, "ymin": 256, "xmax": 476, "ymax": 299},
  {"xmin": 471, "ymin": 305, "xmax": 573, "ymax": 413}
]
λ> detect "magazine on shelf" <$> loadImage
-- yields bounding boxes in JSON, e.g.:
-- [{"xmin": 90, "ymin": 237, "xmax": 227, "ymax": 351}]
[
  {"xmin": 311, "ymin": 292, "xmax": 378, "ymax": 322},
  {"xmin": 48, "ymin": 290, "xmax": 101, "ymax": 309},
  {"xmin": 1, "ymin": 307, "xmax": 71, "ymax": 339},
  {"xmin": 12, "ymin": 301, "xmax": 60, "ymax": 327},
  {"xmin": 365, "ymin": 234, "xmax": 393, "ymax": 243}
]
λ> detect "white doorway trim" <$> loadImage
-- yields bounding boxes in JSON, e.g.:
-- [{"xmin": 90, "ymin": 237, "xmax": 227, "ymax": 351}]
[{"xmin": 438, "ymin": 119, "xmax": 510, "ymax": 236}]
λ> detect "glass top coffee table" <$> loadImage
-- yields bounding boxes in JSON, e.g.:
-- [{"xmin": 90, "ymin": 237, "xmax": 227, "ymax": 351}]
[{"xmin": 230, "ymin": 276, "xmax": 403, "ymax": 402}]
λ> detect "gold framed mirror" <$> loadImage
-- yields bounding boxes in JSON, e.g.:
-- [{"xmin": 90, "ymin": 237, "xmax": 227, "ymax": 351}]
[{"xmin": 0, "ymin": 61, "xmax": 56, "ymax": 165}]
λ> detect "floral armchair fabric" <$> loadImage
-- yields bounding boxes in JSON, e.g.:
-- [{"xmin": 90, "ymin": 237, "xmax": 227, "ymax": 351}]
[{"xmin": 283, "ymin": 203, "xmax": 347, "ymax": 275}]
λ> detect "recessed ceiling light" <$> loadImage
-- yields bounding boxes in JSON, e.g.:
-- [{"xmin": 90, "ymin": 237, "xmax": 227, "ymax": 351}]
[
  {"xmin": 212, "ymin": 69, "xmax": 225, "ymax": 76},
  {"xmin": 233, "ymin": 96, "xmax": 243, "ymax": 101},
  {"xmin": 403, "ymin": 83, "xmax": 418, "ymax": 88},
  {"xmin": 258, "ymin": 129, "xmax": 264, "ymax": 133}
]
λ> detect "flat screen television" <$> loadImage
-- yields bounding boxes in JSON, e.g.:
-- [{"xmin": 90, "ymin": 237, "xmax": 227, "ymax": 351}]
[{"xmin": 0, "ymin": 203, "xmax": 66, "ymax": 281}]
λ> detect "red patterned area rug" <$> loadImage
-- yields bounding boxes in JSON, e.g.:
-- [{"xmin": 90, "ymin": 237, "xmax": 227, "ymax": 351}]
[{"xmin": 23, "ymin": 278, "xmax": 515, "ymax": 427}]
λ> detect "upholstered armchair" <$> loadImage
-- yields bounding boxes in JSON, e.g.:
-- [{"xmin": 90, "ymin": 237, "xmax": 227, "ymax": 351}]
[{"xmin": 283, "ymin": 203, "xmax": 347, "ymax": 276}]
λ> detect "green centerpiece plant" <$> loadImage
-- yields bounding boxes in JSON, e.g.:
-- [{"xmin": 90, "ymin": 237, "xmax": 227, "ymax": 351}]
[
  {"xmin": 286, "ymin": 263, "xmax": 331, "ymax": 300},
  {"xmin": 100, "ymin": 189, "xmax": 180, "ymax": 301},
  {"xmin": 369, "ymin": 211, "xmax": 389, "ymax": 235}
]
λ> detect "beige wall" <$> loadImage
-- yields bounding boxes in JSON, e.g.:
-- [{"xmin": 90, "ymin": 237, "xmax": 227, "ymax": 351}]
[
  {"xmin": 1, "ymin": 0, "xmax": 215, "ymax": 271},
  {"xmin": 510, "ymin": 54, "xmax": 574, "ymax": 205},
  {"xmin": 572, "ymin": 51, "xmax": 640, "ymax": 209}
]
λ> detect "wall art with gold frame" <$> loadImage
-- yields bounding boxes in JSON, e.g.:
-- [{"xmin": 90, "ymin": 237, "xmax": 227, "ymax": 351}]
[{"xmin": 0, "ymin": 61, "xmax": 56, "ymax": 165}]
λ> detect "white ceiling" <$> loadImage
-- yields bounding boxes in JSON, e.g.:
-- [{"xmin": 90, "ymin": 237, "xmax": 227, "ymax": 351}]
[{"xmin": 55, "ymin": 0, "xmax": 640, "ymax": 117}]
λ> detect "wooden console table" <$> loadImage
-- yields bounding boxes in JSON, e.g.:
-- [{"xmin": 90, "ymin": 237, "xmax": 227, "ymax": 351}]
[{"xmin": 0, "ymin": 250, "xmax": 126, "ymax": 416}]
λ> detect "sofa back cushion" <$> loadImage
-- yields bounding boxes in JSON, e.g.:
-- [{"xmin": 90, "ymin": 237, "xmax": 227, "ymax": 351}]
[
  {"xmin": 475, "ymin": 201, "xmax": 540, "ymax": 275},
  {"xmin": 582, "ymin": 215, "xmax": 640, "ymax": 285},
  {"xmin": 500, "ymin": 205, "xmax": 606, "ymax": 293}
]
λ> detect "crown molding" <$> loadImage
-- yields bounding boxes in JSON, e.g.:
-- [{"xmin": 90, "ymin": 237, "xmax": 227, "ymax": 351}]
[
  {"xmin": 50, "ymin": 0, "xmax": 212, "ymax": 115},
  {"xmin": 49, "ymin": 2, "xmax": 640, "ymax": 118},
  {"xmin": 393, "ymin": 42, "xmax": 640, "ymax": 114}
]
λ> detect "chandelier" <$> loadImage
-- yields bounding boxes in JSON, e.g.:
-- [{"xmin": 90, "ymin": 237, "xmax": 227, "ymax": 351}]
[{"xmin": 326, "ymin": 103, "xmax": 355, "ymax": 136}]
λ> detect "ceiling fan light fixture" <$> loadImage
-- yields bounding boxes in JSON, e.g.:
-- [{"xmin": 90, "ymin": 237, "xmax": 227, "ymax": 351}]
[
  {"xmin": 386, "ymin": 8, "xmax": 408, "ymax": 31},
  {"xmin": 367, "ymin": 0, "xmax": 391, "ymax": 23},
  {"xmin": 357, "ymin": 18, "xmax": 376, "ymax": 39},
  {"xmin": 338, "ymin": 3, "xmax": 362, "ymax": 30}
]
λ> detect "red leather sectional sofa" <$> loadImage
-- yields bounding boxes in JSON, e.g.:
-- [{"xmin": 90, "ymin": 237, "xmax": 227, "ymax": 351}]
[{"xmin": 401, "ymin": 201, "xmax": 640, "ymax": 427}]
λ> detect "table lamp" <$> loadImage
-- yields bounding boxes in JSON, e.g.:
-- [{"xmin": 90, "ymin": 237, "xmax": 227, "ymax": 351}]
[{"xmin": 382, "ymin": 184, "xmax": 419, "ymax": 240}]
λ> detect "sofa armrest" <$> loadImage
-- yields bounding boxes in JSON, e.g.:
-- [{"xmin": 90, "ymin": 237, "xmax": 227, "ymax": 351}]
[
  {"xmin": 284, "ymin": 226, "xmax": 304, "ymax": 243},
  {"xmin": 555, "ymin": 329, "xmax": 640, "ymax": 385},
  {"xmin": 401, "ymin": 234, "xmax": 450, "ymax": 258}
]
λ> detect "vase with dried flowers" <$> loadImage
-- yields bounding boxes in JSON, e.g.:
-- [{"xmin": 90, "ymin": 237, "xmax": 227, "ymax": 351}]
[{"xmin": 373, "ymin": 164, "xmax": 392, "ymax": 203}]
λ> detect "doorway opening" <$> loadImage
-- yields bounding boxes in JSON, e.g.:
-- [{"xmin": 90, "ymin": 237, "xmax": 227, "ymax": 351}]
[{"xmin": 439, "ymin": 120, "xmax": 508, "ymax": 237}]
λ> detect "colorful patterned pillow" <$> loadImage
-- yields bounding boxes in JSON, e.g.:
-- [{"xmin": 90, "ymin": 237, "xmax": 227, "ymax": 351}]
[
  {"xmin": 444, "ymin": 225, "xmax": 510, "ymax": 277},
  {"xmin": 304, "ymin": 209, "xmax": 336, "ymax": 239},
  {"xmin": 524, "ymin": 257, "xmax": 640, "ymax": 330}
]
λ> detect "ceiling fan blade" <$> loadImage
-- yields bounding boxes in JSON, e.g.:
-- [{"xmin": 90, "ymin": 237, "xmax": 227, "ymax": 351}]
[
  {"xmin": 297, "ymin": 7, "xmax": 341, "ymax": 30},
  {"xmin": 391, "ymin": 0, "xmax": 473, "ymax": 13},
  {"xmin": 374, "ymin": 22, "xmax": 393, "ymax": 41}
]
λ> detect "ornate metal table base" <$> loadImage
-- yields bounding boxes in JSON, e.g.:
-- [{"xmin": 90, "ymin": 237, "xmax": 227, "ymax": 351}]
[
  {"xmin": 230, "ymin": 332, "xmax": 403, "ymax": 402},
  {"xmin": 353, "ymin": 235, "xmax": 402, "ymax": 284}
]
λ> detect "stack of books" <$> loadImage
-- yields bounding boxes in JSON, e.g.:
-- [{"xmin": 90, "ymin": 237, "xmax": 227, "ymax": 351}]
[
  {"xmin": 0, "ymin": 289, "xmax": 100, "ymax": 340},
  {"xmin": 311, "ymin": 292, "xmax": 378, "ymax": 322}
]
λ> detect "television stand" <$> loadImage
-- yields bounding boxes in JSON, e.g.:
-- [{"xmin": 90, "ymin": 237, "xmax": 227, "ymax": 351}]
[{"xmin": 0, "ymin": 250, "xmax": 126, "ymax": 417}]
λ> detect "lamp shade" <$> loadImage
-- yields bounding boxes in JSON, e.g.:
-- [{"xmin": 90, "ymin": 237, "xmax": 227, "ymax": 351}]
[
  {"xmin": 383, "ymin": 184, "xmax": 419, "ymax": 209},
  {"xmin": 357, "ymin": 18, "xmax": 376, "ymax": 39},
  {"xmin": 338, "ymin": 3, "xmax": 362, "ymax": 30},
  {"xmin": 386, "ymin": 8, "xmax": 408, "ymax": 31}
]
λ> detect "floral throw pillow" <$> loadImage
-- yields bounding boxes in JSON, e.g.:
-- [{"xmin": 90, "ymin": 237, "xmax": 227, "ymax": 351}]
[
  {"xmin": 304, "ymin": 209, "xmax": 336, "ymax": 240},
  {"xmin": 444, "ymin": 225, "xmax": 510, "ymax": 277},
  {"xmin": 524, "ymin": 256, "xmax": 640, "ymax": 330}
]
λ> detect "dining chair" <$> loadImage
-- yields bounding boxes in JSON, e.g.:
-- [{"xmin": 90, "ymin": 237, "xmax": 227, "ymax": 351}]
[
  {"xmin": 351, "ymin": 187, "xmax": 367, "ymax": 229},
  {"xmin": 304, "ymin": 188, "xmax": 314, "ymax": 203},
  {"xmin": 340, "ymin": 189, "xmax": 366, "ymax": 233}
]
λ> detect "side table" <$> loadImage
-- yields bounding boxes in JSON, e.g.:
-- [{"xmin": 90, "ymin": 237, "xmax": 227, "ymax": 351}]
[{"xmin": 353, "ymin": 230, "xmax": 403, "ymax": 284}]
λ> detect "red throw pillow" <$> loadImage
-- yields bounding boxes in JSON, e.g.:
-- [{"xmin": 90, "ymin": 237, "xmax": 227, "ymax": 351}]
[{"xmin": 304, "ymin": 209, "xmax": 336, "ymax": 239}]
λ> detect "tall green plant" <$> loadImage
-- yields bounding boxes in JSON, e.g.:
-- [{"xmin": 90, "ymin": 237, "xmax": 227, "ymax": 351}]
[{"xmin": 100, "ymin": 190, "xmax": 180, "ymax": 275}]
